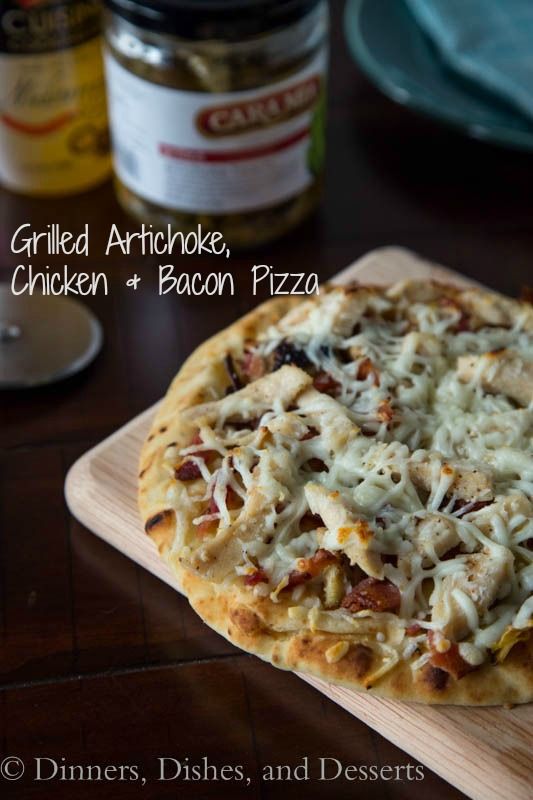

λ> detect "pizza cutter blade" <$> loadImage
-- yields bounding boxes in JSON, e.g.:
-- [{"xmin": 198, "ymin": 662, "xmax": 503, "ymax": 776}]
[{"xmin": 0, "ymin": 285, "xmax": 103, "ymax": 389}]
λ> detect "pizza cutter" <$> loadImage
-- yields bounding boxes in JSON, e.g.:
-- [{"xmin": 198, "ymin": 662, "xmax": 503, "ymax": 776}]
[{"xmin": 0, "ymin": 285, "xmax": 103, "ymax": 388}]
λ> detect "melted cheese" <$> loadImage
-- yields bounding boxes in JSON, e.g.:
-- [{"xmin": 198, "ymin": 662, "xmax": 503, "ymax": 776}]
[{"xmin": 168, "ymin": 283, "xmax": 533, "ymax": 675}]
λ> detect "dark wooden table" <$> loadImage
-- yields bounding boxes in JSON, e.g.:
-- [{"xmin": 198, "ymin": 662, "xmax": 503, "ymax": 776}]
[{"xmin": 1, "ymin": 3, "xmax": 532, "ymax": 798}]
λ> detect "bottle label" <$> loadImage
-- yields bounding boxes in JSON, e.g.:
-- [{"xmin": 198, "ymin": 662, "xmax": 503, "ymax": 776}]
[
  {"xmin": 0, "ymin": 0, "xmax": 101, "ymax": 55},
  {"xmin": 104, "ymin": 47, "xmax": 328, "ymax": 215},
  {"xmin": 0, "ymin": 42, "xmax": 110, "ymax": 194}
]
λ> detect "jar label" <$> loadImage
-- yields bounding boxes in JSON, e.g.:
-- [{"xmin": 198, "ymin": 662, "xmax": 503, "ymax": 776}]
[
  {"xmin": 104, "ymin": 48, "xmax": 328, "ymax": 215},
  {"xmin": 0, "ymin": 36, "xmax": 110, "ymax": 194}
]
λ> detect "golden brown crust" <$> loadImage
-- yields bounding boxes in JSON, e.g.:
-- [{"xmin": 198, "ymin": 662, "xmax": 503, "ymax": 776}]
[
  {"xmin": 139, "ymin": 281, "xmax": 533, "ymax": 705},
  {"xmin": 177, "ymin": 567, "xmax": 533, "ymax": 705}
]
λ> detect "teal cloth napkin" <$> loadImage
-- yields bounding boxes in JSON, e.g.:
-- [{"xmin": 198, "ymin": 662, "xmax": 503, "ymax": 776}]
[{"xmin": 404, "ymin": 0, "xmax": 533, "ymax": 121}]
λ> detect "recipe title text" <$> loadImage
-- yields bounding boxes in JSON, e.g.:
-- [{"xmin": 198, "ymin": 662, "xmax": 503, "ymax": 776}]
[{"xmin": 9, "ymin": 223, "xmax": 319, "ymax": 298}]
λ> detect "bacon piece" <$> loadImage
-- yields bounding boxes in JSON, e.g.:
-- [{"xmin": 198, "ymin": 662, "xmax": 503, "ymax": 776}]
[
  {"xmin": 197, "ymin": 486, "xmax": 241, "ymax": 535},
  {"xmin": 453, "ymin": 498, "xmax": 493, "ymax": 515},
  {"xmin": 299, "ymin": 512, "xmax": 325, "ymax": 532},
  {"xmin": 357, "ymin": 357, "xmax": 380, "ymax": 385},
  {"xmin": 285, "ymin": 571, "xmax": 312, "ymax": 590},
  {"xmin": 197, "ymin": 520, "xmax": 217, "ymax": 536},
  {"xmin": 427, "ymin": 631, "xmax": 475, "ymax": 680},
  {"xmin": 245, "ymin": 568, "xmax": 269, "ymax": 586},
  {"xmin": 197, "ymin": 495, "xmax": 219, "ymax": 535},
  {"xmin": 306, "ymin": 458, "xmax": 328, "ymax": 473},
  {"xmin": 272, "ymin": 340, "xmax": 311, "ymax": 371},
  {"xmin": 376, "ymin": 399, "xmax": 394, "ymax": 425},
  {"xmin": 440, "ymin": 545, "xmax": 462, "ymax": 561},
  {"xmin": 224, "ymin": 353, "xmax": 243, "ymax": 392},
  {"xmin": 225, "ymin": 486, "xmax": 242, "ymax": 510},
  {"xmin": 175, "ymin": 460, "xmax": 202, "ymax": 481},
  {"xmin": 341, "ymin": 577, "xmax": 401, "ymax": 614},
  {"xmin": 406, "ymin": 622, "xmax": 423, "ymax": 636},
  {"xmin": 361, "ymin": 425, "xmax": 378, "ymax": 437},
  {"xmin": 282, "ymin": 549, "xmax": 338, "ymax": 592},
  {"xmin": 226, "ymin": 417, "xmax": 260, "ymax": 432},
  {"xmin": 300, "ymin": 426, "xmax": 319, "ymax": 441},
  {"xmin": 313, "ymin": 371, "xmax": 341, "ymax": 396},
  {"xmin": 455, "ymin": 313, "xmax": 471, "ymax": 333},
  {"xmin": 207, "ymin": 496, "xmax": 219, "ymax": 514},
  {"xmin": 241, "ymin": 349, "xmax": 266, "ymax": 380},
  {"xmin": 181, "ymin": 431, "xmax": 218, "ymax": 464}
]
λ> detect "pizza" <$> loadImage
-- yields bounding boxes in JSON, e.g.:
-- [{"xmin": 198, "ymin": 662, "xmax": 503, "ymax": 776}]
[{"xmin": 139, "ymin": 279, "xmax": 533, "ymax": 705}]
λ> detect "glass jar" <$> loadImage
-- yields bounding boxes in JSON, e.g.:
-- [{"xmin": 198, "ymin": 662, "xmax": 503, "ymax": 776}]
[
  {"xmin": 0, "ymin": 0, "xmax": 111, "ymax": 196},
  {"xmin": 103, "ymin": 0, "xmax": 329, "ymax": 248}
]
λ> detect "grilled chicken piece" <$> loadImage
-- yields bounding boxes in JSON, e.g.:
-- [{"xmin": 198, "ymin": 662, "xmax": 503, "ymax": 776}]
[
  {"xmin": 431, "ymin": 547, "xmax": 514, "ymax": 639},
  {"xmin": 183, "ymin": 365, "xmax": 312, "ymax": 426},
  {"xmin": 400, "ymin": 331, "xmax": 442, "ymax": 358},
  {"xmin": 409, "ymin": 458, "xmax": 493, "ymax": 503},
  {"xmin": 414, "ymin": 514, "xmax": 461, "ymax": 563},
  {"xmin": 457, "ymin": 351, "xmax": 533, "ymax": 408},
  {"xmin": 466, "ymin": 494, "xmax": 533, "ymax": 545},
  {"xmin": 459, "ymin": 289, "xmax": 529, "ymax": 329},
  {"xmin": 279, "ymin": 287, "xmax": 374, "ymax": 338},
  {"xmin": 386, "ymin": 279, "xmax": 449, "ymax": 304},
  {"xmin": 304, "ymin": 483, "xmax": 383, "ymax": 579},
  {"xmin": 297, "ymin": 389, "xmax": 360, "ymax": 451}
]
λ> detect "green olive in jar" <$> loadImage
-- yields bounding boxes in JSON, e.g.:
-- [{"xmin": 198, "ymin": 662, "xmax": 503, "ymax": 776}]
[{"xmin": 103, "ymin": 0, "xmax": 329, "ymax": 248}]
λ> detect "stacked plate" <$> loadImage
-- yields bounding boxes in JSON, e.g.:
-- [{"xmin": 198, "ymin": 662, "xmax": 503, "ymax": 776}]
[{"xmin": 344, "ymin": 0, "xmax": 533, "ymax": 151}]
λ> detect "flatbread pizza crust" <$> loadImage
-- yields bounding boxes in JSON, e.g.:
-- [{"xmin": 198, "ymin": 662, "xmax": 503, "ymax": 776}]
[
  {"xmin": 177, "ymin": 568, "xmax": 533, "ymax": 706},
  {"xmin": 139, "ymin": 281, "xmax": 533, "ymax": 705}
]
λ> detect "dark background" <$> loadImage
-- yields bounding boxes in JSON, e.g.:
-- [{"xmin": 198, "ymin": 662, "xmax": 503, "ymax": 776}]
[{"xmin": 1, "ymin": 2, "xmax": 532, "ymax": 798}]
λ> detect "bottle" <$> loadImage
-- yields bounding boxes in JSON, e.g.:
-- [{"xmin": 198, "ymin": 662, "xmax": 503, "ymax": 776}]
[
  {"xmin": 104, "ymin": 0, "xmax": 329, "ymax": 248},
  {"xmin": 0, "ymin": 0, "xmax": 111, "ymax": 196}
]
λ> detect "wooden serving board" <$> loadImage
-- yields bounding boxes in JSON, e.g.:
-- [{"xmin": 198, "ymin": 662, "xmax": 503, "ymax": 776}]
[{"xmin": 65, "ymin": 248, "xmax": 532, "ymax": 800}]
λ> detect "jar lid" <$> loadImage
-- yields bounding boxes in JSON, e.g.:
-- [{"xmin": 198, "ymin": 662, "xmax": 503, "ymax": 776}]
[{"xmin": 105, "ymin": 0, "xmax": 323, "ymax": 40}]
